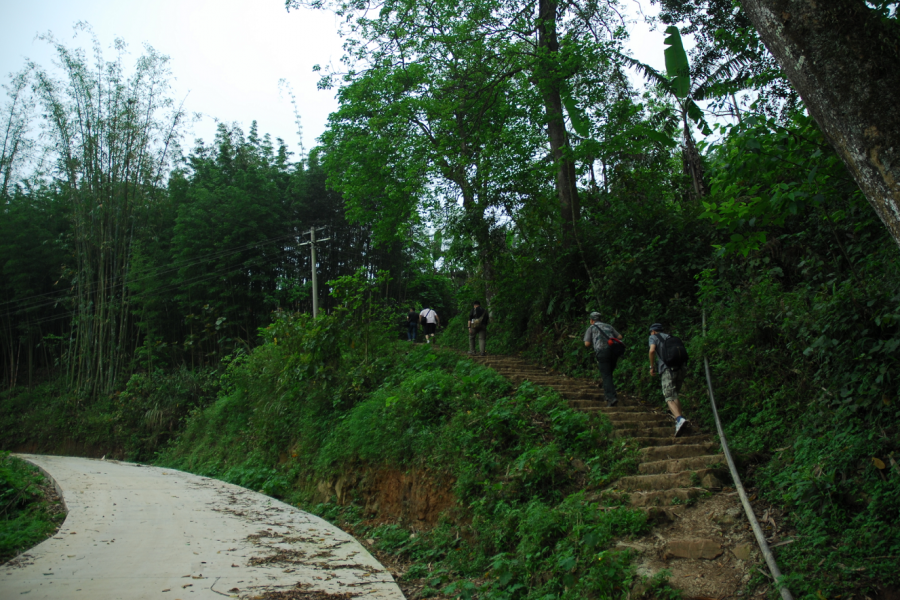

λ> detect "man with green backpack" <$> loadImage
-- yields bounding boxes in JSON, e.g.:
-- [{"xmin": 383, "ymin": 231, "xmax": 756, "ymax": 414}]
[{"xmin": 648, "ymin": 323, "xmax": 690, "ymax": 437}]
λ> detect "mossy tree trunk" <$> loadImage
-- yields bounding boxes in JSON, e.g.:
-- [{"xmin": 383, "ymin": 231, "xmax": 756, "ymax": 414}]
[{"xmin": 740, "ymin": 0, "xmax": 900, "ymax": 248}]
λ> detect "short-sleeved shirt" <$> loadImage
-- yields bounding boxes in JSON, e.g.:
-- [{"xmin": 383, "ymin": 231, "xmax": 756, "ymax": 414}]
[
  {"xmin": 407, "ymin": 311, "xmax": 418, "ymax": 324},
  {"xmin": 584, "ymin": 322, "xmax": 620, "ymax": 357},
  {"xmin": 649, "ymin": 332, "xmax": 670, "ymax": 373},
  {"xmin": 420, "ymin": 308, "xmax": 438, "ymax": 324}
]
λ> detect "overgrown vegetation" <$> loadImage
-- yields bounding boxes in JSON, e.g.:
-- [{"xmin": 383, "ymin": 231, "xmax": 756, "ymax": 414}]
[
  {"xmin": 3, "ymin": 3, "xmax": 900, "ymax": 597},
  {"xmin": 153, "ymin": 291, "xmax": 650, "ymax": 598},
  {"xmin": 0, "ymin": 453, "xmax": 65, "ymax": 563}
]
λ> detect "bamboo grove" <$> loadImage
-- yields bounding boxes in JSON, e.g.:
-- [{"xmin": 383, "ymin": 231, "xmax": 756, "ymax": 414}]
[{"xmin": 0, "ymin": 29, "xmax": 452, "ymax": 393}]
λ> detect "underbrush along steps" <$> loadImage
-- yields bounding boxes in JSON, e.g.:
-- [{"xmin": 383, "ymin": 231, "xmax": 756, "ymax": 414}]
[{"xmin": 469, "ymin": 354, "xmax": 727, "ymax": 519}]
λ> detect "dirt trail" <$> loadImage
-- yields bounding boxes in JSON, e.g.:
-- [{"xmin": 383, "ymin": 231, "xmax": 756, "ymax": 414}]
[{"xmin": 470, "ymin": 354, "xmax": 768, "ymax": 598}]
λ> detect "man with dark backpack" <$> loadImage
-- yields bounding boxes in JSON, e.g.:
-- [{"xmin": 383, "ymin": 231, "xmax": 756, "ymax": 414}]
[
  {"xmin": 584, "ymin": 312, "xmax": 624, "ymax": 407},
  {"xmin": 648, "ymin": 323, "xmax": 690, "ymax": 436}
]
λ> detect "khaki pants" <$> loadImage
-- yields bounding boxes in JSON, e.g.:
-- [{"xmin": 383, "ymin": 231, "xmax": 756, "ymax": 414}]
[{"xmin": 468, "ymin": 328, "xmax": 486, "ymax": 354}]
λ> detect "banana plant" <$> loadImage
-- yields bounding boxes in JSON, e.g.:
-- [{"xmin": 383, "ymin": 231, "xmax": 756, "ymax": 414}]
[{"xmin": 622, "ymin": 26, "xmax": 753, "ymax": 200}]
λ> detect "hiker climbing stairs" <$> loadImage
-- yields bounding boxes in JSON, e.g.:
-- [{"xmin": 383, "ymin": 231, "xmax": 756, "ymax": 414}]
[{"xmin": 469, "ymin": 354, "xmax": 728, "ymax": 515}]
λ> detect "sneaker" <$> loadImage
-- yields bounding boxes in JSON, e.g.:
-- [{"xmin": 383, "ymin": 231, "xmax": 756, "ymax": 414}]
[
  {"xmin": 674, "ymin": 417, "xmax": 688, "ymax": 437},
  {"xmin": 607, "ymin": 398, "xmax": 618, "ymax": 408}
]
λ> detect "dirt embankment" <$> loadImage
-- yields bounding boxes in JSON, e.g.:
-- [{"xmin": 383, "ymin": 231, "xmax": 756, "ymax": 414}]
[{"xmin": 314, "ymin": 467, "xmax": 457, "ymax": 527}]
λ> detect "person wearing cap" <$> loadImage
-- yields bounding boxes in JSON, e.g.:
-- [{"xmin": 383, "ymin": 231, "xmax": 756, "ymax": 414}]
[
  {"xmin": 648, "ymin": 323, "xmax": 689, "ymax": 436},
  {"xmin": 583, "ymin": 312, "xmax": 623, "ymax": 407}
]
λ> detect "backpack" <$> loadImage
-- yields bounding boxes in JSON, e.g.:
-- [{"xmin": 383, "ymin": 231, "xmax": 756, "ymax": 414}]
[
  {"xmin": 656, "ymin": 333, "xmax": 689, "ymax": 369},
  {"xmin": 592, "ymin": 324, "xmax": 626, "ymax": 359}
]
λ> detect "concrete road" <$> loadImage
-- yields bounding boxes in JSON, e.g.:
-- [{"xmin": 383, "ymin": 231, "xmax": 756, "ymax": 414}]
[{"xmin": 1, "ymin": 455, "xmax": 404, "ymax": 599}]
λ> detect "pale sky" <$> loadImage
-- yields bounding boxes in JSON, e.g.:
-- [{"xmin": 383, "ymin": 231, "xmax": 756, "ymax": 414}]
[{"xmin": 1, "ymin": 0, "xmax": 667, "ymax": 159}]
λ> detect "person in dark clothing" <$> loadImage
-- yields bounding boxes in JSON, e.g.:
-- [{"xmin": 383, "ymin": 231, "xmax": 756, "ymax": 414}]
[
  {"xmin": 467, "ymin": 301, "xmax": 489, "ymax": 355},
  {"xmin": 583, "ymin": 311, "xmax": 623, "ymax": 407},
  {"xmin": 406, "ymin": 308, "xmax": 419, "ymax": 341}
]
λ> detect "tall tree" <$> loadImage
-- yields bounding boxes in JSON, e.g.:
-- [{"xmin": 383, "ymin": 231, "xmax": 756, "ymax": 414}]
[
  {"xmin": 31, "ymin": 29, "xmax": 185, "ymax": 394},
  {"xmin": 738, "ymin": 0, "xmax": 900, "ymax": 249},
  {"xmin": 288, "ymin": 0, "xmax": 625, "ymax": 248}
]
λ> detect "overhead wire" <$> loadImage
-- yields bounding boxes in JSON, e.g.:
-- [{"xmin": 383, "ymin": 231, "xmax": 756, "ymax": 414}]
[
  {"xmin": 0, "ymin": 231, "xmax": 306, "ymax": 314},
  {"xmin": 0, "ymin": 227, "xmax": 407, "ymax": 337},
  {"xmin": 0, "ymin": 253, "xmax": 293, "ymax": 335}
]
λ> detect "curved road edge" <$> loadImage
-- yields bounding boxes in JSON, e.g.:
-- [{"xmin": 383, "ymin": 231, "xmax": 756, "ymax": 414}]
[{"xmin": 1, "ymin": 454, "xmax": 405, "ymax": 600}]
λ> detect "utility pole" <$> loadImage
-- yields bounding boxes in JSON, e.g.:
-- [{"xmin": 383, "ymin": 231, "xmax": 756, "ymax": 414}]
[{"xmin": 299, "ymin": 226, "xmax": 330, "ymax": 317}]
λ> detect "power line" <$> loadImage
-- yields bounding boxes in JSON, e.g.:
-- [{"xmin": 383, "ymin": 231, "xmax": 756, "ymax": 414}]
[{"xmin": 0, "ymin": 231, "xmax": 304, "ymax": 314}]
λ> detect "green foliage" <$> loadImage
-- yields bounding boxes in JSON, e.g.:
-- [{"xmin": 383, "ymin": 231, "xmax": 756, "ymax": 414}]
[
  {"xmin": 0, "ymin": 453, "xmax": 64, "ymax": 562},
  {"xmin": 702, "ymin": 113, "xmax": 864, "ymax": 256},
  {"xmin": 0, "ymin": 367, "xmax": 218, "ymax": 462},
  {"xmin": 663, "ymin": 26, "xmax": 691, "ymax": 99},
  {"xmin": 155, "ymin": 302, "xmax": 645, "ymax": 598}
]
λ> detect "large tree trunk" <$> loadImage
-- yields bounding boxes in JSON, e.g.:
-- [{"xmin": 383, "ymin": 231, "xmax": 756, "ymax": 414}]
[
  {"xmin": 740, "ymin": 0, "xmax": 900, "ymax": 248},
  {"xmin": 537, "ymin": 0, "xmax": 580, "ymax": 243}
]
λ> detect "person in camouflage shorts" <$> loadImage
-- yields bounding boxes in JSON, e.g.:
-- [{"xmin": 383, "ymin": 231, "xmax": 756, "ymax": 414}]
[{"xmin": 648, "ymin": 322, "xmax": 690, "ymax": 437}]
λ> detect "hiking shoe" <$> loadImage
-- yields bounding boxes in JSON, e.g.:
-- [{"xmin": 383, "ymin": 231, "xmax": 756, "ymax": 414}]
[
  {"xmin": 607, "ymin": 398, "xmax": 618, "ymax": 408},
  {"xmin": 674, "ymin": 417, "xmax": 688, "ymax": 437}
]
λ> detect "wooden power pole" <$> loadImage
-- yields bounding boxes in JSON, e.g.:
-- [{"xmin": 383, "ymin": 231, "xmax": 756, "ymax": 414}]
[{"xmin": 299, "ymin": 226, "xmax": 330, "ymax": 317}]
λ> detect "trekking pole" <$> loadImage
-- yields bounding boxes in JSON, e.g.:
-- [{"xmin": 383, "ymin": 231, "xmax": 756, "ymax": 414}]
[{"xmin": 702, "ymin": 309, "xmax": 794, "ymax": 600}]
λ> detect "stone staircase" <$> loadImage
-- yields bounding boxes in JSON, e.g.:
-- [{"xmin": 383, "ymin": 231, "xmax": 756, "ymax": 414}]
[
  {"xmin": 462, "ymin": 352, "xmax": 761, "ymax": 596},
  {"xmin": 469, "ymin": 354, "xmax": 728, "ymax": 517}
]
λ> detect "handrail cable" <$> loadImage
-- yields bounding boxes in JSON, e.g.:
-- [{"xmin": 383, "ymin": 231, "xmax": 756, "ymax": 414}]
[{"xmin": 701, "ymin": 309, "xmax": 794, "ymax": 600}]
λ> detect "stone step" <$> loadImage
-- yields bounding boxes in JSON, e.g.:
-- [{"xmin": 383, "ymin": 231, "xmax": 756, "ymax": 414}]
[
  {"xmin": 567, "ymin": 399, "xmax": 605, "ymax": 408},
  {"xmin": 530, "ymin": 386, "xmax": 605, "ymax": 397},
  {"xmin": 616, "ymin": 468, "xmax": 728, "ymax": 492},
  {"xmin": 639, "ymin": 454, "xmax": 724, "ymax": 475},
  {"xmin": 606, "ymin": 412, "xmax": 671, "ymax": 423},
  {"xmin": 612, "ymin": 427, "xmax": 674, "ymax": 439},
  {"xmin": 578, "ymin": 406, "xmax": 651, "ymax": 414},
  {"xmin": 665, "ymin": 538, "xmax": 727, "ymax": 560},
  {"xmin": 638, "ymin": 443, "xmax": 719, "ymax": 461},
  {"xmin": 596, "ymin": 505, "xmax": 685, "ymax": 523},
  {"xmin": 558, "ymin": 390, "xmax": 605, "ymax": 400},
  {"xmin": 510, "ymin": 376, "xmax": 587, "ymax": 386},
  {"xmin": 629, "ymin": 434, "xmax": 714, "ymax": 447},
  {"xmin": 609, "ymin": 419, "xmax": 672, "ymax": 431},
  {"xmin": 604, "ymin": 487, "xmax": 705, "ymax": 508},
  {"xmin": 496, "ymin": 371, "xmax": 556, "ymax": 378}
]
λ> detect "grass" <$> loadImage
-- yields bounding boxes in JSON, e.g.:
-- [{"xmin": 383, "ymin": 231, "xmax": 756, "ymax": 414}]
[
  {"xmin": 154, "ymin": 315, "xmax": 652, "ymax": 598},
  {"xmin": 0, "ymin": 452, "xmax": 65, "ymax": 563}
]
